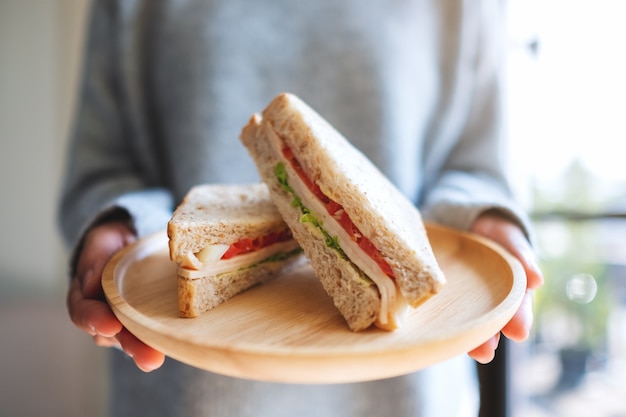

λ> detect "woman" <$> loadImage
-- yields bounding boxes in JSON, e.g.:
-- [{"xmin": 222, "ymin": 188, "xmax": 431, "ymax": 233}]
[{"xmin": 59, "ymin": 1, "xmax": 543, "ymax": 416}]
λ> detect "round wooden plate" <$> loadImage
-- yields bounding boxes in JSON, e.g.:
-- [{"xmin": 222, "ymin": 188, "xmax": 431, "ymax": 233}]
[{"xmin": 102, "ymin": 223, "xmax": 525, "ymax": 384}]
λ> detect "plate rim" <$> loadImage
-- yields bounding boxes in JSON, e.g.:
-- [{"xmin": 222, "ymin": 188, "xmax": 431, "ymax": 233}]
[{"xmin": 102, "ymin": 223, "xmax": 526, "ymax": 381}]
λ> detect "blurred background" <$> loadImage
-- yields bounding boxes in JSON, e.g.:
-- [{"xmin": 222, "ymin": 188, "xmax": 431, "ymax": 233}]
[
  {"xmin": 0, "ymin": 2, "xmax": 108, "ymax": 417},
  {"xmin": 0, "ymin": 1, "xmax": 624, "ymax": 416},
  {"xmin": 507, "ymin": 1, "xmax": 626, "ymax": 416}
]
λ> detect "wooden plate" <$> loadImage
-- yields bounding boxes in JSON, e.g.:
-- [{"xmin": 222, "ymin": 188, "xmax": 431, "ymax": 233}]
[{"xmin": 102, "ymin": 223, "xmax": 525, "ymax": 384}]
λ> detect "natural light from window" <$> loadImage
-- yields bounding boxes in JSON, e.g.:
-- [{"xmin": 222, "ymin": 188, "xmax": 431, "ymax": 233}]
[
  {"xmin": 508, "ymin": 0, "xmax": 626, "ymax": 186},
  {"xmin": 507, "ymin": 2, "xmax": 626, "ymax": 416}
]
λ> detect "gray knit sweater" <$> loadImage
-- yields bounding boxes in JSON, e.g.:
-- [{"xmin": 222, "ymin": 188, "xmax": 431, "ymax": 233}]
[{"xmin": 59, "ymin": 1, "xmax": 526, "ymax": 416}]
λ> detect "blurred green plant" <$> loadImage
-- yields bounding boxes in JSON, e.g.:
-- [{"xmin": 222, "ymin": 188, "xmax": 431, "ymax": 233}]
[{"xmin": 531, "ymin": 159, "xmax": 615, "ymax": 351}]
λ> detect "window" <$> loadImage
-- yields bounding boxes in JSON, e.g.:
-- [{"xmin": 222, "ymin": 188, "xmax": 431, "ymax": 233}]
[{"xmin": 507, "ymin": 1, "xmax": 626, "ymax": 416}]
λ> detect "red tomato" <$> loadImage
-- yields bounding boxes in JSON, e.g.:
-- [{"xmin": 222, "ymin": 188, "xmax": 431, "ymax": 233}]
[
  {"xmin": 221, "ymin": 238, "xmax": 253, "ymax": 259},
  {"xmin": 221, "ymin": 229, "xmax": 293, "ymax": 260},
  {"xmin": 359, "ymin": 238, "xmax": 395, "ymax": 278},
  {"xmin": 281, "ymin": 144, "xmax": 395, "ymax": 279}
]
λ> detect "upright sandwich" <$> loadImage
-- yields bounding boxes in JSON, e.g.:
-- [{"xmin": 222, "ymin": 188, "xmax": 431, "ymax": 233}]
[
  {"xmin": 240, "ymin": 93, "xmax": 446, "ymax": 331},
  {"xmin": 168, "ymin": 183, "xmax": 303, "ymax": 318}
]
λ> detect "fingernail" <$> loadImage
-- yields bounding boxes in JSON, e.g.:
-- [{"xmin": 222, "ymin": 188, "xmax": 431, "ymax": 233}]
[{"xmin": 136, "ymin": 363, "xmax": 152, "ymax": 373}]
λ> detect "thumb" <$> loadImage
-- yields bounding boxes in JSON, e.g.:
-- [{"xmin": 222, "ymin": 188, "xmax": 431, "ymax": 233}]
[{"xmin": 75, "ymin": 221, "xmax": 136, "ymax": 298}]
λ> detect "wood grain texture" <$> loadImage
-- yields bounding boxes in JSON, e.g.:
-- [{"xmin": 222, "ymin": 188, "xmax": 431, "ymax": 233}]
[{"xmin": 102, "ymin": 223, "xmax": 526, "ymax": 384}]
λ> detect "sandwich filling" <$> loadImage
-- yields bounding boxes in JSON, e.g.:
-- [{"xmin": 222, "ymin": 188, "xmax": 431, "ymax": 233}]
[
  {"xmin": 178, "ymin": 230, "xmax": 301, "ymax": 279},
  {"xmin": 267, "ymin": 128, "xmax": 408, "ymax": 329}
]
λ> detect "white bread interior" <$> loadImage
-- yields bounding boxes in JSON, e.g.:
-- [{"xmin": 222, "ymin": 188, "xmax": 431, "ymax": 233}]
[{"xmin": 240, "ymin": 93, "xmax": 445, "ymax": 330}]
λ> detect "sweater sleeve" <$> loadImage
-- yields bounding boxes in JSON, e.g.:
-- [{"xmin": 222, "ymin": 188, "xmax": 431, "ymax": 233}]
[
  {"xmin": 420, "ymin": 1, "xmax": 532, "ymax": 238},
  {"xmin": 57, "ymin": 0, "xmax": 173, "ymax": 252}
]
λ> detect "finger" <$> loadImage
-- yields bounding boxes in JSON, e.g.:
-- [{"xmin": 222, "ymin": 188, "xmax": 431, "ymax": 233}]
[
  {"xmin": 500, "ymin": 236, "xmax": 544, "ymax": 291},
  {"xmin": 522, "ymin": 254, "xmax": 544, "ymax": 291},
  {"xmin": 79, "ymin": 268, "xmax": 103, "ymax": 300},
  {"xmin": 116, "ymin": 328, "xmax": 165, "ymax": 372},
  {"xmin": 468, "ymin": 333, "xmax": 501, "ymax": 364},
  {"xmin": 75, "ymin": 222, "xmax": 136, "ymax": 299},
  {"xmin": 75, "ymin": 244, "xmax": 109, "ymax": 299},
  {"xmin": 471, "ymin": 215, "xmax": 544, "ymax": 290},
  {"xmin": 495, "ymin": 226, "xmax": 544, "ymax": 291},
  {"xmin": 67, "ymin": 279, "xmax": 123, "ymax": 337},
  {"xmin": 501, "ymin": 290, "xmax": 534, "ymax": 342},
  {"xmin": 93, "ymin": 334, "xmax": 122, "ymax": 349},
  {"xmin": 69, "ymin": 275, "xmax": 164, "ymax": 372}
]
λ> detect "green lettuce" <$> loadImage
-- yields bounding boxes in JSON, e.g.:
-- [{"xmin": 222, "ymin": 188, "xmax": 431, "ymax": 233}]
[
  {"xmin": 273, "ymin": 162, "xmax": 373, "ymax": 286},
  {"xmin": 274, "ymin": 162, "xmax": 346, "ymax": 258},
  {"xmin": 242, "ymin": 247, "xmax": 304, "ymax": 270}
]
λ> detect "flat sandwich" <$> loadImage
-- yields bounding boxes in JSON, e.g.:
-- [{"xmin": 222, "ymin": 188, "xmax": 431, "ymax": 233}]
[
  {"xmin": 168, "ymin": 183, "xmax": 304, "ymax": 318},
  {"xmin": 240, "ymin": 93, "xmax": 446, "ymax": 331}
]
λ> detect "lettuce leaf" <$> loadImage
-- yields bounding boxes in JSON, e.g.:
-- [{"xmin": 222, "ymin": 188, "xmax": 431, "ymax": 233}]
[
  {"xmin": 274, "ymin": 162, "xmax": 345, "ymax": 258},
  {"xmin": 273, "ymin": 162, "xmax": 373, "ymax": 286}
]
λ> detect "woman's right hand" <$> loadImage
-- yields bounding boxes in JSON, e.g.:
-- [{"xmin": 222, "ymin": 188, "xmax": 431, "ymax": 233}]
[{"xmin": 67, "ymin": 221, "xmax": 165, "ymax": 372}]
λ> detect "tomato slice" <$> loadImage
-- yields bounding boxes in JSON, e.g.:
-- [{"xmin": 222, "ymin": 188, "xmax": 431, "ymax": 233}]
[
  {"xmin": 221, "ymin": 229, "xmax": 293, "ymax": 260},
  {"xmin": 281, "ymin": 146, "xmax": 395, "ymax": 279}
]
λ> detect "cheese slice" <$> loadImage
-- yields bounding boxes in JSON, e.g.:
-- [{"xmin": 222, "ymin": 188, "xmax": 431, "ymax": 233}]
[
  {"xmin": 266, "ymin": 125, "xmax": 409, "ymax": 328},
  {"xmin": 180, "ymin": 244, "xmax": 230, "ymax": 270},
  {"xmin": 178, "ymin": 240, "xmax": 300, "ymax": 279}
]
